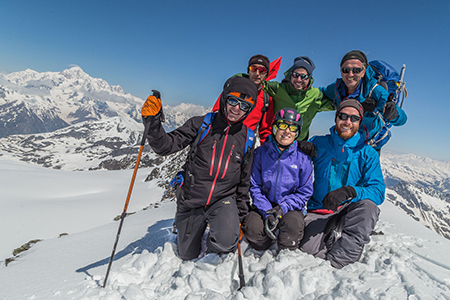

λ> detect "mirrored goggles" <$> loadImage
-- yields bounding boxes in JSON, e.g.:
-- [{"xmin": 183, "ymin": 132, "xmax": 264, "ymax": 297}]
[
  {"xmin": 275, "ymin": 121, "xmax": 299, "ymax": 133},
  {"xmin": 226, "ymin": 96, "xmax": 252, "ymax": 112},
  {"xmin": 341, "ymin": 67, "xmax": 364, "ymax": 74},
  {"xmin": 249, "ymin": 65, "xmax": 268, "ymax": 74},
  {"xmin": 291, "ymin": 72, "xmax": 310, "ymax": 80},
  {"xmin": 337, "ymin": 112, "xmax": 361, "ymax": 123}
]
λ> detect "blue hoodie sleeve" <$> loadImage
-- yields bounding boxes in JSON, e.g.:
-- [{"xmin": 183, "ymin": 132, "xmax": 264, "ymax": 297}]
[
  {"xmin": 250, "ymin": 147, "xmax": 273, "ymax": 217},
  {"xmin": 320, "ymin": 81, "xmax": 338, "ymax": 104},
  {"xmin": 389, "ymin": 105, "xmax": 407, "ymax": 127},
  {"xmin": 279, "ymin": 154, "xmax": 314, "ymax": 214},
  {"xmin": 352, "ymin": 148, "xmax": 386, "ymax": 206}
]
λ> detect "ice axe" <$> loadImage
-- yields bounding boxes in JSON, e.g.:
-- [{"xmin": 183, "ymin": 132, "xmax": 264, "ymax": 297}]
[
  {"xmin": 102, "ymin": 119, "xmax": 151, "ymax": 288},
  {"xmin": 237, "ymin": 224, "xmax": 245, "ymax": 290}
]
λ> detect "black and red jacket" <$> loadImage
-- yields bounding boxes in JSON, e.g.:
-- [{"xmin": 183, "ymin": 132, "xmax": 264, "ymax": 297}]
[{"xmin": 145, "ymin": 96, "xmax": 254, "ymax": 216}]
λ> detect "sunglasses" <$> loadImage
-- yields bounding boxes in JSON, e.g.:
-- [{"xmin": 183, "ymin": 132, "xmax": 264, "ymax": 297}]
[
  {"xmin": 337, "ymin": 112, "xmax": 361, "ymax": 123},
  {"xmin": 275, "ymin": 121, "xmax": 299, "ymax": 133},
  {"xmin": 292, "ymin": 72, "xmax": 310, "ymax": 80},
  {"xmin": 249, "ymin": 65, "xmax": 268, "ymax": 74},
  {"xmin": 227, "ymin": 96, "xmax": 252, "ymax": 112},
  {"xmin": 341, "ymin": 67, "xmax": 364, "ymax": 74}
]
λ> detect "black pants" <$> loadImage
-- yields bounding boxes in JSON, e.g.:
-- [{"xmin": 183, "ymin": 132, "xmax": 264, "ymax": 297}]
[
  {"xmin": 175, "ymin": 196, "xmax": 240, "ymax": 260},
  {"xmin": 242, "ymin": 210, "xmax": 305, "ymax": 251}
]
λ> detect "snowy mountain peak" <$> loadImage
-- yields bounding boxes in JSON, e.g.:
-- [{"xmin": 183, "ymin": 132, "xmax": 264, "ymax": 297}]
[{"xmin": 0, "ymin": 66, "xmax": 143, "ymax": 138}]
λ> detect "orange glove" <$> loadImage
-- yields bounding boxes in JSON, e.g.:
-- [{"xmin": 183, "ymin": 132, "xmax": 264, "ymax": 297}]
[{"xmin": 142, "ymin": 90, "xmax": 162, "ymax": 117}]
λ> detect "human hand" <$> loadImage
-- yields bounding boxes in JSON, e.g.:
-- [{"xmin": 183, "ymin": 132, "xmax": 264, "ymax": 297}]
[{"xmin": 322, "ymin": 186, "xmax": 356, "ymax": 211}]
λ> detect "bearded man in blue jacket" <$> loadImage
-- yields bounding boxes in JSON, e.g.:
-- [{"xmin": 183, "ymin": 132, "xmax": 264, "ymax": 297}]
[{"xmin": 299, "ymin": 99, "xmax": 385, "ymax": 269}]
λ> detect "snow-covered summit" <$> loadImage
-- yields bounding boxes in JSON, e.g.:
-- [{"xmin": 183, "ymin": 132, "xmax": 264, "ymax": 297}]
[{"xmin": 0, "ymin": 66, "xmax": 143, "ymax": 138}]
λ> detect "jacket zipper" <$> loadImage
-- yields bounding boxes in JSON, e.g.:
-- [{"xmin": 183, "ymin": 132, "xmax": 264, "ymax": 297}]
[
  {"xmin": 209, "ymin": 141, "xmax": 217, "ymax": 176},
  {"xmin": 221, "ymin": 145, "xmax": 235, "ymax": 179},
  {"xmin": 206, "ymin": 127, "xmax": 230, "ymax": 206}
]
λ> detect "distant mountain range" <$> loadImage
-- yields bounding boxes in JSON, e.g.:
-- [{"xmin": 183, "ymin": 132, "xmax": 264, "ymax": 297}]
[{"xmin": 1, "ymin": 67, "xmax": 450, "ymax": 241}]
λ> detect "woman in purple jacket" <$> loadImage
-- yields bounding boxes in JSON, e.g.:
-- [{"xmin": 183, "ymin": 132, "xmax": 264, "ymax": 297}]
[{"xmin": 243, "ymin": 108, "xmax": 313, "ymax": 252}]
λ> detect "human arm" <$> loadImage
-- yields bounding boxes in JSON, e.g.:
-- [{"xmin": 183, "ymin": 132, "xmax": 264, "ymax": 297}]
[
  {"xmin": 384, "ymin": 101, "xmax": 407, "ymax": 126},
  {"xmin": 236, "ymin": 144, "xmax": 255, "ymax": 220},
  {"xmin": 276, "ymin": 154, "xmax": 314, "ymax": 214},
  {"xmin": 350, "ymin": 148, "xmax": 386, "ymax": 206},
  {"xmin": 257, "ymin": 98, "xmax": 275, "ymax": 144},
  {"xmin": 142, "ymin": 94, "xmax": 203, "ymax": 156},
  {"xmin": 249, "ymin": 147, "xmax": 274, "ymax": 217}
]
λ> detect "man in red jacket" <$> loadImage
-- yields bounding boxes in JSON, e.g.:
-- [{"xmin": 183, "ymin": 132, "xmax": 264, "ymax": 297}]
[{"xmin": 212, "ymin": 54, "xmax": 281, "ymax": 144}]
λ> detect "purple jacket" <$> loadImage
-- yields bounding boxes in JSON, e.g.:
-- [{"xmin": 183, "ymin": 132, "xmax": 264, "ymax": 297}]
[{"xmin": 250, "ymin": 136, "xmax": 314, "ymax": 218}]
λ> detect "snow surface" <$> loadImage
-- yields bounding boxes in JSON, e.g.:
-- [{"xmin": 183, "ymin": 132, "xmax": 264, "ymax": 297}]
[{"xmin": 1, "ymin": 158, "xmax": 450, "ymax": 300}]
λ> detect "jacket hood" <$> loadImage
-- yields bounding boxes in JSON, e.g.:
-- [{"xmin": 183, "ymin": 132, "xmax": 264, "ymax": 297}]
[{"xmin": 219, "ymin": 76, "xmax": 258, "ymax": 123}]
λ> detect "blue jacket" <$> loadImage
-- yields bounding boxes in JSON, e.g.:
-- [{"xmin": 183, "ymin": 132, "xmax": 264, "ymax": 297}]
[
  {"xmin": 250, "ymin": 136, "xmax": 313, "ymax": 218},
  {"xmin": 308, "ymin": 127, "xmax": 386, "ymax": 211},
  {"xmin": 320, "ymin": 66, "xmax": 407, "ymax": 144}
]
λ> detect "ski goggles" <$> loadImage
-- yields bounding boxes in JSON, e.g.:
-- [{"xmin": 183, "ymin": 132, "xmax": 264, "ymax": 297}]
[
  {"xmin": 341, "ymin": 67, "xmax": 364, "ymax": 74},
  {"xmin": 291, "ymin": 72, "xmax": 310, "ymax": 80},
  {"xmin": 274, "ymin": 121, "xmax": 300, "ymax": 133},
  {"xmin": 249, "ymin": 65, "xmax": 268, "ymax": 74},
  {"xmin": 226, "ymin": 94, "xmax": 254, "ymax": 112},
  {"xmin": 337, "ymin": 112, "xmax": 361, "ymax": 123}
]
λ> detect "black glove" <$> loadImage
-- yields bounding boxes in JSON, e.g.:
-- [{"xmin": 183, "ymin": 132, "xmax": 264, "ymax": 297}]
[
  {"xmin": 264, "ymin": 215, "xmax": 278, "ymax": 240},
  {"xmin": 383, "ymin": 97, "xmax": 398, "ymax": 121},
  {"xmin": 362, "ymin": 97, "xmax": 377, "ymax": 113},
  {"xmin": 297, "ymin": 141, "xmax": 317, "ymax": 158},
  {"xmin": 322, "ymin": 186, "xmax": 356, "ymax": 211},
  {"xmin": 151, "ymin": 89, "xmax": 161, "ymax": 99},
  {"xmin": 264, "ymin": 206, "xmax": 283, "ymax": 240}
]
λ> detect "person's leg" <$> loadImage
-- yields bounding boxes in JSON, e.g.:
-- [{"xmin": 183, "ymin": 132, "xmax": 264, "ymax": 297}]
[
  {"xmin": 205, "ymin": 197, "xmax": 240, "ymax": 254},
  {"xmin": 299, "ymin": 212, "xmax": 333, "ymax": 259},
  {"xmin": 242, "ymin": 211, "xmax": 273, "ymax": 251},
  {"xmin": 278, "ymin": 210, "xmax": 304, "ymax": 251},
  {"xmin": 327, "ymin": 199, "xmax": 380, "ymax": 268},
  {"xmin": 175, "ymin": 204, "xmax": 207, "ymax": 260}
]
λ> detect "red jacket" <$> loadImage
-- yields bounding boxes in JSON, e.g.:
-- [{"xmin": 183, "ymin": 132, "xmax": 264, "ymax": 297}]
[{"xmin": 212, "ymin": 57, "xmax": 281, "ymax": 144}]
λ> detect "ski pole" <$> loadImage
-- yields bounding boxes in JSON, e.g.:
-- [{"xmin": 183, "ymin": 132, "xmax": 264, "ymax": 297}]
[
  {"xmin": 398, "ymin": 64, "xmax": 406, "ymax": 108},
  {"xmin": 103, "ymin": 120, "xmax": 151, "ymax": 288},
  {"xmin": 237, "ymin": 224, "xmax": 245, "ymax": 290}
]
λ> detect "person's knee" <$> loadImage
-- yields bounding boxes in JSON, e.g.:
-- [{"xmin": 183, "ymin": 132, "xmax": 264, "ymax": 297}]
[{"xmin": 279, "ymin": 211, "xmax": 304, "ymax": 250}]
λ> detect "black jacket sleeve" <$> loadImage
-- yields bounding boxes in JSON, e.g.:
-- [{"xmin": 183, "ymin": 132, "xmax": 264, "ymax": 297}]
[
  {"xmin": 235, "ymin": 146, "xmax": 254, "ymax": 217},
  {"xmin": 143, "ymin": 114, "xmax": 204, "ymax": 156}
]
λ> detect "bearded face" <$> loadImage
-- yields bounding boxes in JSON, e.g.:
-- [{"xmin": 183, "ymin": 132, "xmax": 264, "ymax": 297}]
[{"xmin": 335, "ymin": 107, "xmax": 361, "ymax": 140}]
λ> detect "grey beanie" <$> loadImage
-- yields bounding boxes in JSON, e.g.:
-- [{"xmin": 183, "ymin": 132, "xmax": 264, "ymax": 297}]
[
  {"xmin": 336, "ymin": 99, "xmax": 365, "ymax": 120},
  {"xmin": 291, "ymin": 56, "xmax": 315, "ymax": 75}
]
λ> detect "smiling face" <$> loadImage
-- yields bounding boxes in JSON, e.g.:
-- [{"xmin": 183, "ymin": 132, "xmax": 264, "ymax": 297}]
[
  {"xmin": 335, "ymin": 106, "xmax": 360, "ymax": 140},
  {"xmin": 290, "ymin": 67, "xmax": 310, "ymax": 90},
  {"xmin": 225, "ymin": 102, "xmax": 246, "ymax": 122},
  {"xmin": 340, "ymin": 59, "xmax": 366, "ymax": 94},
  {"xmin": 274, "ymin": 121, "xmax": 298, "ymax": 147}
]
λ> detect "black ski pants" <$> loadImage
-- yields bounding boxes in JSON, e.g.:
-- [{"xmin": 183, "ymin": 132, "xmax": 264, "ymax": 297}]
[
  {"xmin": 242, "ymin": 210, "xmax": 305, "ymax": 251},
  {"xmin": 299, "ymin": 199, "xmax": 379, "ymax": 268},
  {"xmin": 175, "ymin": 195, "xmax": 240, "ymax": 261}
]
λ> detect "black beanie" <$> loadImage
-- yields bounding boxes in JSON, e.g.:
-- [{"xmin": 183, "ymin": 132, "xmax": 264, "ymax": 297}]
[
  {"xmin": 248, "ymin": 54, "xmax": 270, "ymax": 71},
  {"xmin": 223, "ymin": 76, "xmax": 258, "ymax": 107},
  {"xmin": 340, "ymin": 50, "xmax": 368, "ymax": 67}
]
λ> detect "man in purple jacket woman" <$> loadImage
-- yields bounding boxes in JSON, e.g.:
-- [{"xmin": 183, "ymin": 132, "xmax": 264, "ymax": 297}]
[{"xmin": 242, "ymin": 108, "xmax": 314, "ymax": 252}]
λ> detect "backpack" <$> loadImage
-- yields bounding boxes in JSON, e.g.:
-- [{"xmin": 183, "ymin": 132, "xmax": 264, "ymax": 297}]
[
  {"xmin": 366, "ymin": 60, "xmax": 407, "ymax": 150},
  {"xmin": 170, "ymin": 112, "xmax": 255, "ymax": 188}
]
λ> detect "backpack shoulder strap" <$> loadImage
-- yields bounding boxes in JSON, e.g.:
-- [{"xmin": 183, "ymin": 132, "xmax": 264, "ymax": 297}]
[
  {"xmin": 244, "ymin": 127, "xmax": 255, "ymax": 156},
  {"xmin": 261, "ymin": 90, "xmax": 270, "ymax": 113}
]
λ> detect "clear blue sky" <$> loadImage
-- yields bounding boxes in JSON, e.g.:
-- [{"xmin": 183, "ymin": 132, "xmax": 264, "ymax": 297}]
[{"xmin": 1, "ymin": 0, "xmax": 449, "ymax": 160}]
